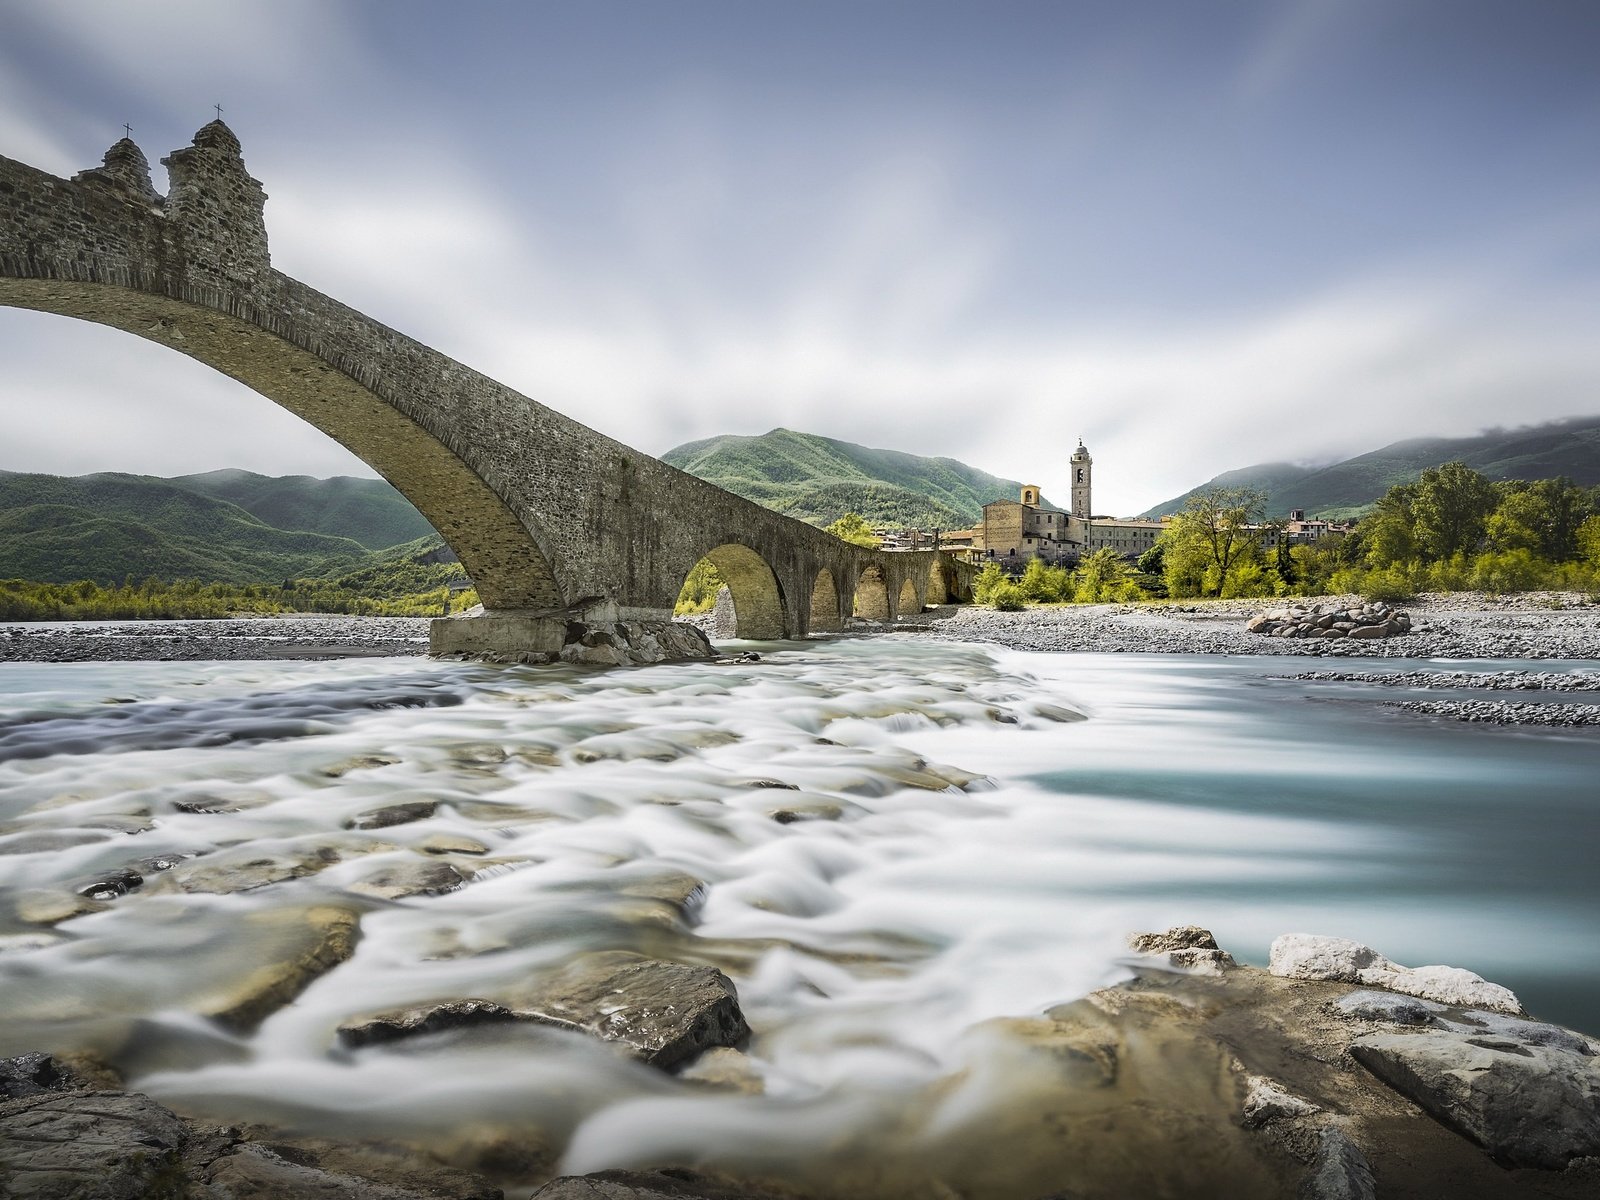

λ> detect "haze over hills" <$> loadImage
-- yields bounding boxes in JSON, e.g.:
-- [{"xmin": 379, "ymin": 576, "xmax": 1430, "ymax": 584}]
[
  {"xmin": 661, "ymin": 428, "xmax": 1056, "ymax": 529},
  {"xmin": 1142, "ymin": 416, "xmax": 1600, "ymax": 519},
  {"xmin": 174, "ymin": 470, "xmax": 435, "ymax": 550},
  {"xmin": 0, "ymin": 470, "xmax": 453, "ymax": 586}
]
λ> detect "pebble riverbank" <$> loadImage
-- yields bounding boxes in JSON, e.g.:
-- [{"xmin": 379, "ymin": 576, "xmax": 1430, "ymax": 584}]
[
  {"xmin": 0, "ymin": 615, "xmax": 430, "ymax": 663},
  {"xmin": 915, "ymin": 591, "xmax": 1600, "ymax": 660}
]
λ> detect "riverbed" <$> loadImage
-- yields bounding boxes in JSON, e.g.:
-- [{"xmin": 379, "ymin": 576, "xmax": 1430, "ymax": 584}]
[{"xmin": 1, "ymin": 639, "xmax": 1596, "ymax": 1195}]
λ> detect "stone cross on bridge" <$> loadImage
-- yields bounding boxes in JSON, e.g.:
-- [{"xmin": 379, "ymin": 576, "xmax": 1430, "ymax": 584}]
[{"xmin": 0, "ymin": 123, "xmax": 973, "ymax": 661}]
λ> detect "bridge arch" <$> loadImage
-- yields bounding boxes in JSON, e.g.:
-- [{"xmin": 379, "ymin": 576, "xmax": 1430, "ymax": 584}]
[
  {"xmin": 808, "ymin": 567, "xmax": 843, "ymax": 632},
  {"xmin": 693, "ymin": 543, "xmax": 788, "ymax": 639},
  {"xmin": 897, "ymin": 577, "xmax": 921, "ymax": 618},
  {"xmin": 854, "ymin": 564, "xmax": 890, "ymax": 621},
  {"xmin": 0, "ymin": 281, "xmax": 571, "ymax": 612}
]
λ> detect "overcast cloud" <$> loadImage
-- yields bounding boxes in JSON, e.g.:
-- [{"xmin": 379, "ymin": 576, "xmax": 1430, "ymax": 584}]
[{"xmin": 2, "ymin": 0, "xmax": 1597, "ymax": 515}]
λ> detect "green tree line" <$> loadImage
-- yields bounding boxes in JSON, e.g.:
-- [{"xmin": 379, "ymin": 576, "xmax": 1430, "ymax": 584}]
[
  {"xmin": 0, "ymin": 576, "xmax": 480, "ymax": 621},
  {"xmin": 974, "ymin": 465, "xmax": 1600, "ymax": 610}
]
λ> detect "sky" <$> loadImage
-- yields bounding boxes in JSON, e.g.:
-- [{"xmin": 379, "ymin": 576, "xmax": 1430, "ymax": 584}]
[{"xmin": 2, "ymin": 0, "xmax": 1598, "ymax": 516}]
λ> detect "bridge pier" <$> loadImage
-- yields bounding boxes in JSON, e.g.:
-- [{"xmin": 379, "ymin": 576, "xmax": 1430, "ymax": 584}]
[{"xmin": 431, "ymin": 604, "xmax": 714, "ymax": 667}]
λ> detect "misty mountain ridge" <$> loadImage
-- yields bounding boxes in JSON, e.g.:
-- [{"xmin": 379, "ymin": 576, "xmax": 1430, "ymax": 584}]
[{"xmin": 1143, "ymin": 415, "xmax": 1600, "ymax": 518}]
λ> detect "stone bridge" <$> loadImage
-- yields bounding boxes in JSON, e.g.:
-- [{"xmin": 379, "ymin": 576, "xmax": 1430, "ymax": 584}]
[{"xmin": 0, "ymin": 123, "xmax": 974, "ymax": 660}]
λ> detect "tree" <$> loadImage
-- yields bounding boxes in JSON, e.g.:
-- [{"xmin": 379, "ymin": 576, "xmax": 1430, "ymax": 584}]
[
  {"xmin": 1159, "ymin": 487, "xmax": 1267, "ymax": 598},
  {"xmin": 825, "ymin": 512, "xmax": 880, "ymax": 548},
  {"xmin": 1019, "ymin": 557, "xmax": 1071, "ymax": 602},
  {"xmin": 1362, "ymin": 483, "xmax": 1419, "ymax": 567},
  {"xmin": 1074, "ymin": 547, "xmax": 1136, "ymax": 602},
  {"xmin": 1412, "ymin": 462, "xmax": 1496, "ymax": 559}
]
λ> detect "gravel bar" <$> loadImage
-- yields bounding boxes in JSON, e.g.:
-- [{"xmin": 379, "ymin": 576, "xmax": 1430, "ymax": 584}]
[{"xmin": 0, "ymin": 616, "xmax": 431, "ymax": 663}]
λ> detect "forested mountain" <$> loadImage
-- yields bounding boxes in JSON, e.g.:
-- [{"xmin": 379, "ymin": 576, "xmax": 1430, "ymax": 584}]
[
  {"xmin": 1142, "ymin": 416, "xmax": 1600, "ymax": 518},
  {"xmin": 662, "ymin": 427, "xmax": 1052, "ymax": 529},
  {"xmin": 173, "ymin": 469, "xmax": 435, "ymax": 550},
  {"xmin": 0, "ymin": 471, "xmax": 379, "ymax": 584}
]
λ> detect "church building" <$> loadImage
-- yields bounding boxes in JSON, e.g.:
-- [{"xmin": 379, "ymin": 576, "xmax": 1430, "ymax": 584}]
[{"xmin": 942, "ymin": 441, "xmax": 1167, "ymax": 568}]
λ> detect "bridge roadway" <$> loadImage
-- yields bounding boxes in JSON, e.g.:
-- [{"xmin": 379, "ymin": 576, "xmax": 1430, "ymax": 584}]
[{"xmin": 0, "ymin": 123, "xmax": 974, "ymax": 660}]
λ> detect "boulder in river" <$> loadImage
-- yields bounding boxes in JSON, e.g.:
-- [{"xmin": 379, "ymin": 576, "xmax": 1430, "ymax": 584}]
[
  {"xmin": 193, "ymin": 905, "xmax": 361, "ymax": 1031},
  {"xmin": 338, "ymin": 950, "xmax": 749, "ymax": 1070},
  {"xmin": 1268, "ymin": 933, "xmax": 1522, "ymax": 1013},
  {"xmin": 1351, "ymin": 1029, "xmax": 1600, "ymax": 1169},
  {"xmin": 345, "ymin": 801, "xmax": 438, "ymax": 831},
  {"xmin": 0, "ymin": 1058, "xmax": 502, "ymax": 1199}
]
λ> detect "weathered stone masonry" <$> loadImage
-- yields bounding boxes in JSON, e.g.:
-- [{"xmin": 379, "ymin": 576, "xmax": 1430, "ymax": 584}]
[{"xmin": 0, "ymin": 124, "xmax": 973, "ymax": 658}]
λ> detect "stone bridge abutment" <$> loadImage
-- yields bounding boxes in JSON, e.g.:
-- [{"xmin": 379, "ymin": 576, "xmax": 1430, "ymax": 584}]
[{"xmin": 0, "ymin": 124, "xmax": 973, "ymax": 660}]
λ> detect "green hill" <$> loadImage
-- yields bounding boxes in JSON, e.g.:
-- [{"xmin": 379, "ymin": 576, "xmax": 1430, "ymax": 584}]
[
  {"xmin": 174, "ymin": 468, "xmax": 435, "ymax": 550},
  {"xmin": 0, "ymin": 472, "xmax": 377, "ymax": 584},
  {"xmin": 1142, "ymin": 416, "xmax": 1600, "ymax": 519},
  {"xmin": 662, "ymin": 427, "xmax": 1054, "ymax": 529}
]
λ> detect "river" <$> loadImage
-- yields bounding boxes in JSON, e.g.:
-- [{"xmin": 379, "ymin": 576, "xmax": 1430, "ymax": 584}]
[{"xmin": 1, "ymin": 638, "xmax": 1596, "ymax": 1194}]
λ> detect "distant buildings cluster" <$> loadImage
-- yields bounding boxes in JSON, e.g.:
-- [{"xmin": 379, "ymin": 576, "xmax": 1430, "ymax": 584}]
[{"xmin": 876, "ymin": 441, "xmax": 1352, "ymax": 570}]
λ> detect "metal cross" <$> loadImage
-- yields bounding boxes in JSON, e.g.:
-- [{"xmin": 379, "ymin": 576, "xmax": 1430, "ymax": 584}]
[
  {"xmin": 122, "ymin": 123, "xmax": 133, "ymax": 139},
  {"xmin": 214, "ymin": 103, "xmax": 223, "ymax": 121}
]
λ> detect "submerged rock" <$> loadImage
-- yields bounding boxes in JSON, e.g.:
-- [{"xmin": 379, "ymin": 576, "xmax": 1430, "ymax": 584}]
[
  {"xmin": 154, "ymin": 837, "xmax": 398, "ymax": 895},
  {"xmin": 346, "ymin": 801, "xmax": 438, "ymax": 830},
  {"xmin": 194, "ymin": 905, "xmax": 360, "ymax": 1031},
  {"xmin": 531, "ymin": 1168, "xmax": 788, "ymax": 1199},
  {"xmin": 507, "ymin": 950, "xmax": 750, "ymax": 1068},
  {"xmin": 339, "ymin": 999, "xmax": 517, "ymax": 1048},
  {"xmin": 1351, "ymin": 1030, "xmax": 1600, "ymax": 1169},
  {"xmin": 339, "ymin": 951, "xmax": 748, "ymax": 1070},
  {"xmin": 345, "ymin": 860, "xmax": 466, "ymax": 901}
]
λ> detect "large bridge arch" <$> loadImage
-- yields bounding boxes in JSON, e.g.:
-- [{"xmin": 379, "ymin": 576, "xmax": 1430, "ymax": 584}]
[
  {"xmin": 0, "ymin": 124, "xmax": 979, "ymax": 660},
  {"xmin": 0, "ymin": 280, "xmax": 571, "ymax": 611}
]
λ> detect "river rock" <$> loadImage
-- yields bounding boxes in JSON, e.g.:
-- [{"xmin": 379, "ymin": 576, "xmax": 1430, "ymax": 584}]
[
  {"xmin": 155, "ymin": 837, "xmax": 398, "ymax": 894},
  {"xmin": 1356, "ymin": 964, "xmax": 1522, "ymax": 1014},
  {"xmin": 0, "ymin": 1082, "xmax": 501, "ymax": 1200},
  {"xmin": 1333, "ymin": 990, "xmax": 1440, "ymax": 1026},
  {"xmin": 340, "ymin": 952, "xmax": 748, "ymax": 1069},
  {"xmin": 415, "ymin": 833, "xmax": 490, "ymax": 856},
  {"xmin": 1269, "ymin": 934, "xmax": 1394, "ymax": 981},
  {"xmin": 1128, "ymin": 925, "xmax": 1236, "ymax": 974},
  {"xmin": 339, "ymin": 999, "xmax": 517, "ymax": 1048},
  {"xmin": 346, "ymin": 802, "xmax": 438, "ymax": 831},
  {"xmin": 1298, "ymin": 1127, "xmax": 1376, "ymax": 1200},
  {"xmin": 1248, "ymin": 602, "xmax": 1411, "ymax": 643},
  {"xmin": 229, "ymin": 1133, "xmax": 503, "ymax": 1200},
  {"xmin": 345, "ymin": 860, "xmax": 466, "ymax": 901},
  {"xmin": 193, "ymin": 905, "xmax": 361, "ymax": 1031},
  {"xmin": 506, "ymin": 951, "xmax": 750, "ymax": 1068},
  {"xmin": 0, "ymin": 1090, "xmax": 193, "ymax": 1200},
  {"xmin": 1351, "ymin": 1030, "xmax": 1600, "ymax": 1168},
  {"xmin": 13, "ymin": 889, "xmax": 108, "ymax": 926},
  {"xmin": 73, "ymin": 867, "xmax": 143, "ymax": 901},
  {"xmin": 531, "ymin": 1168, "xmax": 786, "ymax": 1199},
  {"xmin": 1241, "ymin": 1074, "xmax": 1320, "ymax": 1127},
  {"xmin": 1270, "ymin": 934, "xmax": 1522, "ymax": 1013}
]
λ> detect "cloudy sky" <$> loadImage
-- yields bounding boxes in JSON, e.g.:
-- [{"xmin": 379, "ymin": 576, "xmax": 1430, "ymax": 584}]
[{"xmin": 2, "ymin": 0, "xmax": 1598, "ymax": 515}]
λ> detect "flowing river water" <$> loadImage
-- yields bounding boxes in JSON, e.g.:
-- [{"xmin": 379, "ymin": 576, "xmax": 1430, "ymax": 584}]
[{"xmin": 1, "ymin": 637, "xmax": 1597, "ymax": 1195}]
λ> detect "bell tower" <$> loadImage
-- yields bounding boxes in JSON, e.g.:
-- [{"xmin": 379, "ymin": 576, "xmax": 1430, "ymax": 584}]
[{"xmin": 1070, "ymin": 440, "xmax": 1092, "ymax": 517}]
